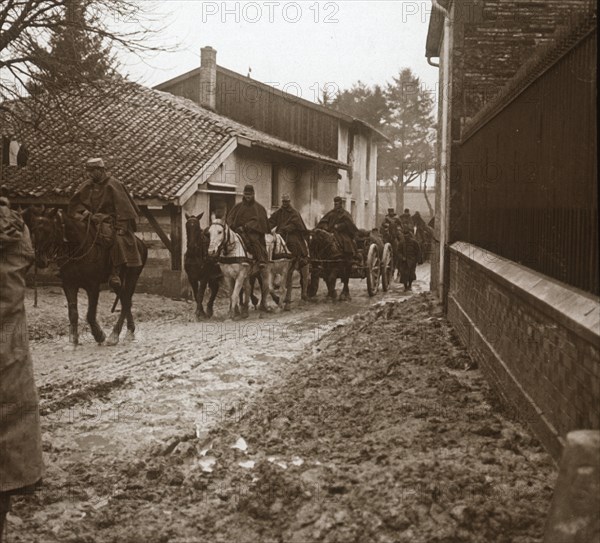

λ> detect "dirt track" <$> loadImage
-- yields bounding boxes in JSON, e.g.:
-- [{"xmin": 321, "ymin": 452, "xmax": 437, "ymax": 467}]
[{"xmin": 7, "ymin": 266, "xmax": 557, "ymax": 542}]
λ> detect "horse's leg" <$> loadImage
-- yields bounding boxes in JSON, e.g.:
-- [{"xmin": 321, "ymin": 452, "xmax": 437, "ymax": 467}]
[
  {"xmin": 190, "ymin": 276, "xmax": 204, "ymax": 320},
  {"xmin": 340, "ymin": 261, "xmax": 351, "ymax": 301},
  {"xmin": 259, "ymin": 267, "xmax": 273, "ymax": 312},
  {"xmin": 307, "ymin": 270, "xmax": 319, "ymax": 299},
  {"xmin": 207, "ymin": 278, "xmax": 219, "ymax": 318},
  {"xmin": 107, "ymin": 268, "xmax": 129, "ymax": 346},
  {"xmin": 250, "ymin": 275, "xmax": 259, "ymax": 309},
  {"xmin": 269, "ymin": 269, "xmax": 281, "ymax": 307},
  {"xmin": 241, "ymin": 276, "xmax": 250, "ymax": 318},
  {"xmin": 283, "ymin": 263, "xmax": 294, "ymax": 310},
  {"xmin": 63, "ymin": 285, "xmax": 80, "ymax": 346},
  {"xmin": 232, "ymin": 275, "xmax": 248, "ymax": 320},
  {"xmin": 230, "ymin": 275, "xmax": 243, "ymax": 320},
  {"xmin": 326, "ymin": 269, "xmax": 337, "ymax": 301},
  {"xmin": 85, "ymin": 286, "xmax": 105, "ymax": 344},
  {"xmin": 196, "ymin": 276, "xmax": 208, "ymax": 320},
  {"xmin": 300, "ymin": 262, "xmax": 310, "ymax": 301},
  {"xmin": 122, "ymin": 270, "xmax": 140, "ymax": 342}
]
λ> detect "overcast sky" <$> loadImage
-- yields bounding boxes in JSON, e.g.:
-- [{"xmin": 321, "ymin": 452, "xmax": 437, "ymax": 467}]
[{"xmin": 122, "ymin": 0, "xmax": 439, "ymax": 104}]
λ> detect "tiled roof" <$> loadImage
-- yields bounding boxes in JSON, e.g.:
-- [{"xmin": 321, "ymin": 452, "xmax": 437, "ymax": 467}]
[{"xmin": 0, "ymin": 80, "xmax": 347, "ymax": 201}]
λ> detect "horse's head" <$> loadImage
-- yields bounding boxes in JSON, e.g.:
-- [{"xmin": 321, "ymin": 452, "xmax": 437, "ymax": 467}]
[
  {"xmin": 28, "ymin": 207, "xmax": 62, "ymax": 268},
  {"xmin": 185, "ymin": 212, "xmax": 205, "ymax": 254},
  {"xmin": 207, "ymin": 218, "xmax": 229, "ymax": 258},
  {"xmin": 308, "ymin": 228, "xmax": 337, "ymax": 259}
]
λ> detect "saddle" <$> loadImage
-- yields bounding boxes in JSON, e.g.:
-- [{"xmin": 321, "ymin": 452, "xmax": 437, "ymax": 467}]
[
  {"xmin": 90, "ymin": 213, "xmax": 115, "ymax": 248},
  {"xmin": 271, "ymin": 233, "xmax": 292, "ymax": 260}
]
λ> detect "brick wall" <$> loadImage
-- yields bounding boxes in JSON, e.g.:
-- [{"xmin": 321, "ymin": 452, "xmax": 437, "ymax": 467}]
[{"xmin": 447, "ymin": 242, "xmax": 600, "ymax": 461}]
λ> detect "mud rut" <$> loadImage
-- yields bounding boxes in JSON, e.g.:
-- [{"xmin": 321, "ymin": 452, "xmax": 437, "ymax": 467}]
[{"xmin": 7, "ymin": 266, "xmax": 556, "ymax": 542}]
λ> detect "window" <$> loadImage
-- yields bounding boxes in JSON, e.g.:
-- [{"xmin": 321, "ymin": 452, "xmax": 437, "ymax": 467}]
[
  {"xmin": 347, "ymin": 131, "xmax": 354, "ymax": 164},
  {"xmin": 1, "ymin": 136, "xmax": 28, "ymax": 167}
]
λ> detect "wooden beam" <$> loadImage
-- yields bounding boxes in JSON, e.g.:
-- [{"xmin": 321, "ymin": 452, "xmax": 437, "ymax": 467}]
[
  {"xmin": 169, "ymin": 205, "xmax": 182, "ymax": 271},
  {"xmin": 139, "ymin": 206, "xmax": 172, "ymax": 253}
]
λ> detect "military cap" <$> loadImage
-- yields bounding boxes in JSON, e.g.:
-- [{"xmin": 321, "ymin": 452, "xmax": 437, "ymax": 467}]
[
  {"xmin": 86, "ymin": 157, "xmax": 105, "ymax": 168},
  {"xmin": 333, "ymin": 196, "xmax": 342, "ymax": 203},
  {"xmin": 243, "ymin": 184, "xmax": 255, "ymax": 195},
  {"xmin": 281, "ymin": 193, "xmax": 291, "ymax": 201}
]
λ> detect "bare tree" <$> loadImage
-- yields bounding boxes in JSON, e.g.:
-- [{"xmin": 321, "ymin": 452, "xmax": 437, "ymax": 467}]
[{"xmin": 0, "ymin": 0, "xmax": 170, "ymax": 107}]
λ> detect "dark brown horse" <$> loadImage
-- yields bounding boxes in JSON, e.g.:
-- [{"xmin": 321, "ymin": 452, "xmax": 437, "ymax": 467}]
[
  {"xmin": 307, "ymin": 228, "xmax": 351, "ymax": 301},
  {"xmin": 28, "ymin": 208, "xmax": 147, "ymax": 346},
  {"xmin": 184, "ymin": 213, "xmax": 220, "ymax": 319}
]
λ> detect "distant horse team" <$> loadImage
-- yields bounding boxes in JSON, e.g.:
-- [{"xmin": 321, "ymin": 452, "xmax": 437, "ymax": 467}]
[{"xmin": 19, "ymin": 162, "xmax": 433, "ymax": 343}]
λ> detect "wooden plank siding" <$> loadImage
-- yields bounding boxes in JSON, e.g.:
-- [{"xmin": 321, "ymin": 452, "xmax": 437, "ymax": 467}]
[{"xmin": 215, "ymin": 70, "xmax": 339, "ymax": 159}]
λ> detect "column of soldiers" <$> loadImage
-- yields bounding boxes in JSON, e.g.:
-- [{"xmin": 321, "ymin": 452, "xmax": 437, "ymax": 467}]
[
  {"xmin": 381, "ymin": 207, "xmax": 424, "ymax": 290},
  {"xmin": 49, "ymin": 157, "xmax": 425, "ymax": 304},
  {"xmin": 226, "ymin": 189, "xmax": 363, "ymax": 296}
]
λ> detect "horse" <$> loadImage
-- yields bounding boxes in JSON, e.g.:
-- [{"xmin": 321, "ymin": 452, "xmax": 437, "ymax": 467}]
[
  {"xmin": 307, "ymin": 228, "xmax": 351, "ymax": 301},
  {"xmin": 246, "ymin": 230, "xmax": 296, "ymax": 311},
  {"xmin": 207, "ymin": 218, "xmax": 273, "ymax": 319},
  {"xmin": 28, "ymin": 208, "xmax": 147, "ymax": 346},
  {"xmin": 184, "ymin": 213, "xmax": 220, "ymax": 320}
]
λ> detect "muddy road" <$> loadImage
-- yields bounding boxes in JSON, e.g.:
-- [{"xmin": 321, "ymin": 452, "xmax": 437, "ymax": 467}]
[{"xmin": 7, "ymin": 265, "xmax": 556, "ymax": 543}]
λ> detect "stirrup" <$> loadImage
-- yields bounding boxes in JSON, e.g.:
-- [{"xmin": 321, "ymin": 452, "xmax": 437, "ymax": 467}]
[{"xmin": 109, "ymin": 274, "xmax": 121, "ymax": 290}]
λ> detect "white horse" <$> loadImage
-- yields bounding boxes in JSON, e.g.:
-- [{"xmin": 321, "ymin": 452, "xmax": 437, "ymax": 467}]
[
  {"xmin": 207, "ymin": 219, "xmax": 272, "ymax": 318},
  {"xmin": 263, "ymin": 231, "xmax": 294, "ymax": 310}
]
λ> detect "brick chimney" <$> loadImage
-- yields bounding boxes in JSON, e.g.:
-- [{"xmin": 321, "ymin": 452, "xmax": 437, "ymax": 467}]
[{"xmin": 200, "ymin": 46, "xmax": 217, "ymax": 110}]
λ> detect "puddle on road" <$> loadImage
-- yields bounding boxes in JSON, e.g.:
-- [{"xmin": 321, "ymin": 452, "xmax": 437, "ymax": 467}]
[{"xmin": 73, "ymin": 433, "xmax": 112, "ymax": 449}]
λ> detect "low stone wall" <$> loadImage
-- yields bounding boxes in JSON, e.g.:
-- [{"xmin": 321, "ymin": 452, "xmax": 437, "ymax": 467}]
[{"xmin": 447, "ymin": 242, "xmax": 600, "ymax": 461}]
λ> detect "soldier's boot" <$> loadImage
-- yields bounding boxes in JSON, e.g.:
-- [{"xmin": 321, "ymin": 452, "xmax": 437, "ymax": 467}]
[{"xmin": 109, "ymin": 265, "xmax": 121, "ymax": 291}]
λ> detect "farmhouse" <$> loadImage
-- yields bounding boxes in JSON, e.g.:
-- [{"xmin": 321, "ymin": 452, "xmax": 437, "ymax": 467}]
[
  {"xmin": 1, "ymin": 48, "xmax": 385, "ymax": 296},
  {"xmin": 155, "ymin": 47, "xmax": 386, "ymax": 228},
  {"xmin": 0, "ymin": 80, "xmax": 352, "ymax": 295}
]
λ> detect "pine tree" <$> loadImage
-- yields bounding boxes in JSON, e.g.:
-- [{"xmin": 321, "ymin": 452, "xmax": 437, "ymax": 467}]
[
  {"xmin": 332, "ymin": 69, "xmax": 436, "ymax": 212},
  {"xmin": 27, "ymin": 0, "xmax": 115, "ymax": 95},
  {"xmin": 381, "ymin": 68, "xmax": 435, "ymax": 211}
]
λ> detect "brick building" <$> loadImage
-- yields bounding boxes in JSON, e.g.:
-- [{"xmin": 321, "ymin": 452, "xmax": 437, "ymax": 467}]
[{"xmin": 426, "ymin": 1, "xmax": 598, "ymax": 459}]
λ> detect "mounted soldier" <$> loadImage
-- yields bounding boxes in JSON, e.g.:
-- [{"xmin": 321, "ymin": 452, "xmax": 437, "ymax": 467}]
[
  {"xmin": 315, "ymin": 196, "xmax": 358, "ymax": 300},
  {"xmin": 67, "ymin": 158, "xmax": 142, "ymax": 291},
  {"xmin": 268, "ymin": 193, "xmax": 310, "ymax": 303},
  {"xmin": 226, "ymin": 184, "xmax": 270, "ymax": 269},
  {"xmin": 399, "ymin": 208, "xmax": 415, "ymax": 233},
  {"xmin": 317, "ymin": 196, "xmax": 358, "ymax": 259}
]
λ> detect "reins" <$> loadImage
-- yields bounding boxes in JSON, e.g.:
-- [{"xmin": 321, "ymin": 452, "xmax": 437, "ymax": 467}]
[{"xmin": 33, "ymin": 212, "xmax": 103, "ymax": 268}]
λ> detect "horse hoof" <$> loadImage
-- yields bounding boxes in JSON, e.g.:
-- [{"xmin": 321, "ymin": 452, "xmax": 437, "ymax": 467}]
[
  {"xmin": 195, "ymin": 312, "xmax": 207, "ymax": 321},
  {"xmin": 96, "ymin": 333, "xmax": 106, "ymax": 345},
  {"xmin": 207, "ymin": 307, "xmax": 214, "ymax": 318},
  {"xmin": 283, "ymin": 304, "xmax": 291, "ymax": 312},
  {"xmin": 124, "ymin": 331, "xmax": 135, "ymax": 342},
  {"xmin": 105, "ymin": 333, "xmax": 119, "ymax": 346},
  {"xmin": 259, "ymin": 306, "xmax": 273, "ymax": 313}
]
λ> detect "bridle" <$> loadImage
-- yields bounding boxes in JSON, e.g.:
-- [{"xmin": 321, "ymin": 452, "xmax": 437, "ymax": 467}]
[
  {"xmin": 185, "ymin": 215, "xmax": 205, "ymax": 257},
  {"xmin": 32, "ymin": 211, "xmax": 101, "ymax": 268},
  {"xmin": 211, "ymin": 219, "xmax": 232, "ymax": 259}
]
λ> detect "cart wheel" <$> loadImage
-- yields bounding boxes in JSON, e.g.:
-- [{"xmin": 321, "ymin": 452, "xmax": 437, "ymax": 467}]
[
  {"xmin": 381, "ymin": 243, "xmax": 393, "ymax": 292},
  {"xmin": 366, "ymin": 244, "xmax": 380, "ymax": 296}
]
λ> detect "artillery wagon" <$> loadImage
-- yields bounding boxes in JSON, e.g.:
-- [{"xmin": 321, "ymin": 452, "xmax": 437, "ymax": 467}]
[{"xmin": 309, "ymin": 229, "xmax": 394, "ymax": 297}]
